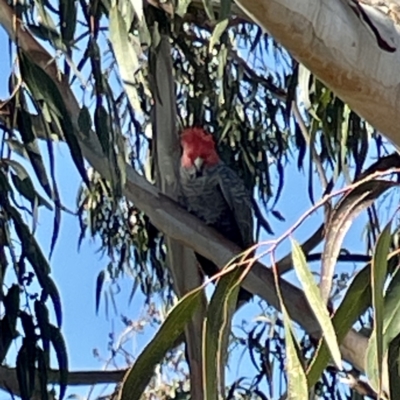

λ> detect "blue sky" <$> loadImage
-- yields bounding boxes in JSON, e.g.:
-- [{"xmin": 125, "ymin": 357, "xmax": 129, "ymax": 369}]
[{"xmin": 0, "ymin": 20, "xmax": 386, "ymax": 399}]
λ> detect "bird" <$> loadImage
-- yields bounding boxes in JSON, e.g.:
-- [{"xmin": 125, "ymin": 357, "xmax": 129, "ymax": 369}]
[{"xmin": 179, "ymin": 127, "xmax": 254, "ymax": 305}]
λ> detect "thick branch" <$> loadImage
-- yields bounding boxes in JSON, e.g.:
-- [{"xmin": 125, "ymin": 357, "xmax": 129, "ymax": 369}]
[
  {"xmin": 234, "ymin": 0, "xmax": 400, "ymax": 147},
  {"xmin": 149, "ymin": 0, "xmax": 400, "ymax": 146}
]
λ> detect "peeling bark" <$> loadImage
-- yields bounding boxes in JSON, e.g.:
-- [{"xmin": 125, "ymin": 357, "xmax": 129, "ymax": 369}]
[{"xmin": 235, "ymin": 0, "xmax": 400, "ymax": 147}]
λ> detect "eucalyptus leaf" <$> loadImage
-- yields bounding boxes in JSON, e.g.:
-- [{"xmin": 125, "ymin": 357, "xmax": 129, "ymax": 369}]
[{"xmin": 119, "ymin": 290, "xmax": 202, "ymax": 400}]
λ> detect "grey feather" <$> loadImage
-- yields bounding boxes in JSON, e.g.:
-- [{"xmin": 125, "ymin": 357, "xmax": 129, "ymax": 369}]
[{"xmin": 180, "ymin": 161, "xmax": 254, "ymax": 250}]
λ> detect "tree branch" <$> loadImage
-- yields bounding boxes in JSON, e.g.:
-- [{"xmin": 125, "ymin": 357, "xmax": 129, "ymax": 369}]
[
  {"xmin": 235, "ymin": 0, "xmax": 400, "ymax": 146},
  {"xmin": 147, "ymin": 0, "xmax": 400, "ymax": 147},
  {"xmin": 0, "ymin": 366, "xmax": 126, "ymax": 397}
]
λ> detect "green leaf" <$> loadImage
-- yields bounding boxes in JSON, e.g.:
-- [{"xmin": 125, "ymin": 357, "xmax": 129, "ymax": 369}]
[
  {"xmin": 219, "ymin": 0, "xmax": 232, "ymax": 20},
  {"xmin": 109, "ymin": 4, "xmax": 141, "ymax": 112},
  {"xmin": 321, "ymin": 180, "xmax": 396, "ymax": 304},
  {"xmin": 0, "ymin": 285, "xmax": 20, "ymax": 363},
  {"xmin": 3, "ymin": 159, "xmax": 52, "ymax": 210},
  {"xmin": 282, "ymin": 306, "xmax": 308, "ymax": 399},
  {"xmin": 96, "ymin": 270, "xmax": 106, "ymax": 315},
  {"xmin": 16, "ymin": 341, "xmax": 31, "ymax": 400},
  {"xmin": 78, "ymin": 106, "xmax": 92, "ymax": 137},
  {"xmin": 307, "ymin": 263, "xmax": 371, "ymax": 386},
  {"xmin": 36, "ymin": 348, "xmax": 49, "ymax": 400},
  {"xmin": 94, "ymin": 104, "xmax": 111, "ymax": 156},
  {"xmin": 8, "ymin": 205, "xmax": 51, "ymax": 275},
  {"xmin": 49, "ymin": 189, "xmax": 62, "ymax": 258},
  {"xmin": 7, "ymin": 205, "xmax": 62, "ymax": 326},
  {"xmin": 209, "ymin": 19, "xmax": 229, "ymax": 53},
  {"xmin": 175, "ymin": 0, "xmax": 192, "ymax": 17},
  {"xmin": 291, "ymin": 239, "xmax": 342, "ymax": 369},
  {"xmin": 32, "ymin": 0, "xmax": 57, "ymax": 31},
  {"xmin": 59, "ymin": 0, "xmax": 77, "ymax": 46},
  {"xmin": 3, "ymin": 284, "xmax": 20, "ymax": 325},
  {"xmin": 18, "ymin": 50, "xmax": 88, "ymax": 186},
  {"xmin": 16, "ymin": 108, "xmax": 53, "ymax": 199},
  {"xmin": 49, "ymin": 324, "xmax": 69, "ymax": 400},
  {"xmin": 45, "ymin": 276, "xmax": 63, "ymax": 327},
  {"xmin": 19, "ymin": 312, "xmax": 37, "ymax": 394},
  {"xmin": 11, "ymin": 172, "xmax": 52, "ymax": 211},
  {"xmin": 217, "ymin": 46, "xmax": 228, "ymax": 105},
  {"xmin": 203, "ymin": 261, "xmax": 243, "ymax": 399},
  {"xmin": 383, "ymin": 269, "xmax": 400, "ymax": 345},
  {"xmin": 120, "ymin": 289, "xmax": 202, "ymax": 400},
  {"xmin": 0, "ymin": 318, "xmax": 15, "ymax": 364},
  {"xmin": 27, "ymin": 24, "xmax": 68, "ymax": 52},
  {"xmin": 388, "ymin": 333, "xmax": 400, "ymax": 398},
  {"xmin": 20, "ymin": 311, "xmax": 36, "ymax": 343},
  {"xmin": 34, "ymin": 300, "xmax": 51, "ymax": 365},
  {"xmin": 298, "ymin": 65, "xmax": 315, "ymax": 119},
  {"xmin": 202, "ymin": 0, "xmax": 216, "ymax": 21},
  {"xmin": 5, "ymin": 138, "xmax": 29, "ymax": 158},
  {"xmin": 366, "ymin": 221, "xmax": 392, "ymax": 395}
]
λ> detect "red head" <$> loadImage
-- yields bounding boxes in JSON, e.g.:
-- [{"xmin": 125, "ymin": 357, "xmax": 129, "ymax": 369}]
[{"xmin": 180, "ymin": 127, "xmax": 220, "ymax": 168}]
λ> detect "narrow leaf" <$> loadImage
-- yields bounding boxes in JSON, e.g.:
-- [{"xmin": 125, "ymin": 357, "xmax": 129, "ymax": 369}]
[
  {"xmin": 307, "ymin": 263, "xmax": 371, "ymax": 386},
  {"xmin": 0, "ymin": 285, "xmax": 20, "ymax": 362},
  {"xmin": 291, "ymin": 238, "xmax": 342, "ymax": 369},
  {"xmin": 78, "ymin": 106, "xmax": 92, "ymax": 137},
  {"xmin": 19, "ymin": 50, "xmax": 88, "ymax": 186},
  {"xmin": 7, "ymin": 205, "xmax": 62, "ymax": 325},
  {"xmin": 383, "ymin": 269, "xmax": 400, "ymax": 345},
  {"xmin": 12, "ymin": 173, "xmax": 52, "ymax": 210},
  {"xmin": 209, "ymin": 19, "xmax": 229, "ymax": 53},
  {"xmin": 219, "ymin": 0, "xmax": 232, "ymax": 20},
  {"xmin": 15, "ymin": 108, "xmax": 53, "ymax": 198},
  {"xmin": 320, "ymin": 180, "xmax": 396, "ymax": 304},
  {"xmin": 34, "ymin": 300, "xmax": 51, "ymax": 365},
  {"xmin": 203, "ymin": 262, "xmax": 243, "ymax": 399},
  {"xmin": 175, "ymin": 0, "xmax": 192, "ymax": 17},
  {"xmin": 202, "ymin": 0, "xmax": 216, "ymax": 21},
  {"xmin": 59, "ymin": 0, "xmax": 77, "ymax": 45},
  {"xmin": 388, "ymin": 333, "xmax": 400, "ymax": 398},
  {"xmin": 109, "ymin": 5, "xmax": 141, "ymax": 112},
  {"xmin": 119, "ymin": 290, "xmax": 202, "ymax": 400},
  {"xmin": 5, "ymin": 159, "xmax": 52, "ymax": 210},
  {"xmin": 49, "ymin": 324, "xmax": 68, "ymax": 400},
  {"xmin": 28, "ymin": 24, "xmax": 67, "ymax": 52},
  {"xmin": 282, "ymin": 306, "xmax": 308, "ymax": 399},
  {"xmin": 16, "ymin": 342, "xmax": 31, "ymax": 400},
  {"xmin": 19, "ymin": 312, "xmax": 37, "ymax": 394},
  {"xmin": 366, "ymin": 221, "xmax": 392, "ymax": 395},
  {"xmin": 36, "ymin": 348, "xmax": 49, "ymax": 400},
  {"xmin": 44, "ymin": 276, "xmax": 63, "ymax": 327},
  {"xmin": 96, "ymin": 270, "xmax": 106, "ymax": 315}
]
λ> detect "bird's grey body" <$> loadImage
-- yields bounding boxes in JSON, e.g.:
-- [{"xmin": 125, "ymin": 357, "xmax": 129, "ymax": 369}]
[
  {"xmin": 180, "ymin": 162, "xmax": 253, "ymax": 249},
  {"xmin": 180, "ymin": 160, "xmax": 254, "ymax": 303}
]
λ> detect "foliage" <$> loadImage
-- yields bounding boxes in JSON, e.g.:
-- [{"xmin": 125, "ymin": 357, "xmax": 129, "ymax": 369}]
[{"xmin": 1, "ymin": 0, "xmax": 400, "ymax": 399}]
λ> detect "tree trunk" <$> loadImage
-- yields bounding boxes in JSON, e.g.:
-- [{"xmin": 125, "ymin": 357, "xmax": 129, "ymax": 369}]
[{"xmin": 151, "ymin": 34, "xmax": 206, "ymax": 400}]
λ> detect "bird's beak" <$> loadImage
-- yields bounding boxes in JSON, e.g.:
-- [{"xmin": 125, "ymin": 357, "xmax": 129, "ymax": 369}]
[{"xmin": 194, "ymin": 157, "xmax": 204, "ymax": 172}]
